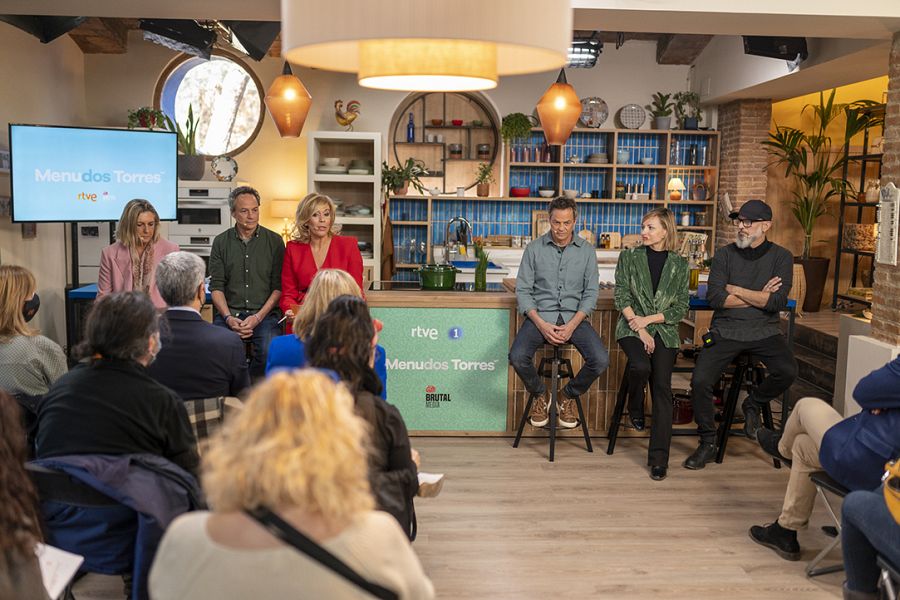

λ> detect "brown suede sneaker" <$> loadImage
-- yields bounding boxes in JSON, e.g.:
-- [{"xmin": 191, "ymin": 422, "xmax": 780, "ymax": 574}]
[
  {"xmin": 529, "ymin": 393, "xmax": 549, "ymax": 427},
  {"xmin": 558, "ymin": 398, "xmax": 579, "ymax": 429}
]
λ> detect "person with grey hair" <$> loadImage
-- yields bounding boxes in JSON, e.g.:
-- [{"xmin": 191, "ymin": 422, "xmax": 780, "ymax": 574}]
[
  {"xmin": 149, "ymin": 252, "xmax": 250, "ymax": 400},
  {"xmin": 209, "ymin": 186, "xmax": 285, "ymax": 379}
]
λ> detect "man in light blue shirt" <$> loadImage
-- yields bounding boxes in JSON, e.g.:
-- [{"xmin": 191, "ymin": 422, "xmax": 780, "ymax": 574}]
[{"xmin": 510, "ymin": 197, "xmax": 609, "ymax": 429}]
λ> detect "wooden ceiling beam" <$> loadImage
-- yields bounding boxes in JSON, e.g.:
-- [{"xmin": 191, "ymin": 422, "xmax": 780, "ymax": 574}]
[
  {"xmin": 656, "ymin": 33, "xmax": 714, "ymax": 65},
  {"xmin": 67, "ymin": 17, "xmax": 129, "ymax": 53}
]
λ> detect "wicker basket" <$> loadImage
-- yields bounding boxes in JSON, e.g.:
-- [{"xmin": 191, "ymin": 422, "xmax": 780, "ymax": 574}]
[{"xmin": 843, "ymin": 224, "xmax": 877, "ymax": 252}]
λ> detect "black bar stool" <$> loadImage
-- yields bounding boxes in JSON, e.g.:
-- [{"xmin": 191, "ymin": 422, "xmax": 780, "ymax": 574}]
[
  {"xmin": 606, "ymin": 352, "xmax": 780, "ymax": 468},
  {"xmin": 513, "ymin": 343, "xmax": 593, "ymax": 462}
]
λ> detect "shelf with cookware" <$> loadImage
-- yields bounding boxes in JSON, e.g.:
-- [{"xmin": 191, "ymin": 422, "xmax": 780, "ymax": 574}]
[{"xmin": 307, "ymin": 131, "xmax": 382, "ymax": 282}]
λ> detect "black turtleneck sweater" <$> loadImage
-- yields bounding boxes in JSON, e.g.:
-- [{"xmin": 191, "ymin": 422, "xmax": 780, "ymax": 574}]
[
  {"xmin": 646, "ymin": 246, "xmax": 668, "ymax": 294},
  {"xmin": 706, "ymin": 239, "xmax": 794, "ymax": 341}
]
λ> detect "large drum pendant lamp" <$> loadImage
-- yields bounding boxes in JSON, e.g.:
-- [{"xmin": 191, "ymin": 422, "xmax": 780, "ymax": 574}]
[
  {"xmin": 536, "ymin": 69, "xmax": 580, "ymax": 146},
  {"xmin": 264, "ymin": 62, "xmax": 312, "ymax": 138},
  {"xmin": 280, "ymin": 0, "xmax": 572, "ymax": 92}
]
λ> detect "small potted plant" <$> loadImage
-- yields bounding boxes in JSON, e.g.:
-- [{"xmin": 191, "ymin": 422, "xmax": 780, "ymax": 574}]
[
  {"xmin": 646, "ymin": 92, "xmax": 674, "ymax": 130},
  {"xmin": 475, "ymin": 162, "xmax": 494, "ymax": 197},
  {"xmin": 163, "ymin": 104, "xmax": 204, "ymax": 180},
  {"xmin": 674, "ymin": 91, "xmax": 702, "ymax": 130},
  {"xmin": 381, "ymin": 157, "xmax": 428, "ymax": 197},
  {"xmin": 127, "ymin": 107, "xmax": 170, "ymax": 130}
]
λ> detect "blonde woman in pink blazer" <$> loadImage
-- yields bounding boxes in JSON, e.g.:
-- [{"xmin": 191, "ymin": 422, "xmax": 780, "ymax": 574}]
[{"xmin": 98, "ymin": 199, "xmax": 179, "ymax": 309}]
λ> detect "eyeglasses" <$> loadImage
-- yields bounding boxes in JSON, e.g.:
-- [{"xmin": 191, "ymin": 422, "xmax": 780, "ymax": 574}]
[{"xmin": 732, "ymin": 218, "xmax": 761, "ymax": 228}]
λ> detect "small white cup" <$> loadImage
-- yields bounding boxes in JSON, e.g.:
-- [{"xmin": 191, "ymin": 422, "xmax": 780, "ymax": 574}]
[
  {"xmin": 456, "ymin": 187, "xmax": 466, "ymax": 197},
  {"xmin": 323, "ymin": 157, "xmax": 340, "ymax": 167}
]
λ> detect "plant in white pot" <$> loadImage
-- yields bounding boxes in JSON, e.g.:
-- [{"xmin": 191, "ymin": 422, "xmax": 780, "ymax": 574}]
[
  {"xmin": 164, "ymin": 104, "xmax": 205, "ymax": 181},
  {"xmin": 762, "ymin": 89, "xmax": 883, "ymax": 311},
  {"xmin": 647, "ymin": 92, "xmax": 674, "ymax": 130}
]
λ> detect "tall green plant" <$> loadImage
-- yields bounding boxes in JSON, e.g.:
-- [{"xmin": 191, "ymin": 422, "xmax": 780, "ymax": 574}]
[
  {"xmin": 762, "ymin": 89, "xmax": 883, "ymax": 259},
  {"xmin": 164, "ymin": 104, "xmax": 199, "ymax": 156}
]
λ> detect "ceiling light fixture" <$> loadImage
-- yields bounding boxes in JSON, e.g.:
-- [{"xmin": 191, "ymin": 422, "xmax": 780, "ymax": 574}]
[
  {"xmin": 281, "ymin": 0, "xmax": 572, "ymax": 92},
  {"xmin": 264, "ymin": 62, "xmax": 312, "ymax": 138},
  {"xmin": 536, "ymin": 69, "xmax": 581, "ymax": 146},
  {"xmin": 567, "ymin": 30, "xmax": 602, "ymax": 69}
]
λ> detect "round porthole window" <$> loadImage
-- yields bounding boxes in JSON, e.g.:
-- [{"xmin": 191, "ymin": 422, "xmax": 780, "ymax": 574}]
[{"xmin": 155, "ymin": 50, "xmax": 264, "ymax": 156}]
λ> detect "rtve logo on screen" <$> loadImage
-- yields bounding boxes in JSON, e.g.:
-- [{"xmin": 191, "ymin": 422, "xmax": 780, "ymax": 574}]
[{"xmin": 34, "ymin": 168, "xmax": 164, "ymax": 201}]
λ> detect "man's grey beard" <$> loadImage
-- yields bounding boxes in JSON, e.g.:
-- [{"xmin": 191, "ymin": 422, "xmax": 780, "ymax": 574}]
[{"xmin": 735, "ymin": 231, "xmax": 762, "ymax": 249}]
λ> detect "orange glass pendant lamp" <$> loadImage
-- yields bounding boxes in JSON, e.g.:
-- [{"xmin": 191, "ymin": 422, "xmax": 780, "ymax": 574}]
[
  {"xmin": 536, "ymin": 69, "xmax": 580, "ymax": 146},
  {"xmin": 264, "ymin": 62, "xmax": 312, "ymax": 138}
]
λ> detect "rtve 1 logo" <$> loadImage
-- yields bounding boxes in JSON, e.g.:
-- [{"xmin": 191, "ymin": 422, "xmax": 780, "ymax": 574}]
[{"xmin": 410, "ymin": 325, "xmax": 464, "ymax": 341}]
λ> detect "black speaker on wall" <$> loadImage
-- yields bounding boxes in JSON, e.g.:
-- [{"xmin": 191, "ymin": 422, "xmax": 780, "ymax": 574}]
[
  {"xmin": 742, "ymin": 36, "xmax": 808, "ymax": 61},
  {"xmin": 0, "ymin": 15, "xmax": 86, "ymax": 43}
]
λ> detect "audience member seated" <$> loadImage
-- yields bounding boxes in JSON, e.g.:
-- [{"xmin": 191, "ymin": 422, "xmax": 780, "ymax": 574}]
[
  {"xmin": 149, "ymin": 370, "xmax": 435, "ymax": 600},
  {"xmin": 307, "ymin": 295, "xmax": 425, "ymax": 539},
  {"xmin": 0, "ymin": 265, "xmax": 67, "ymax": 396},
  {"xmin": 35, "ymin": 291, "xmax": 199, "ymax": 477},
  {"xmin": 147, "ymin": 252, "xmax": 250, "ymax": 400},
  {"xmin": 748, "ymin": 355, "xmax": 900, "ymax": 561},
  {"xmin": 0, "ymin": 392, "xmax": 49, "ymax": 600},
  {"xmin": 840, "ymin": 462, "xmax": 900, "ymax": 600},
  {"xmin": 267, "ymin": 269, "xmax": 388, "ymax": 398}
]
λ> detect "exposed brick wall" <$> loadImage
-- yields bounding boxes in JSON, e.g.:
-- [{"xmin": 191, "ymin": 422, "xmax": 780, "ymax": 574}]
[
  {"xmin": 871, "ymin": 31, "xmax": 900, "ymax": 345},
  {"xmin": 716, "ymin": 99, "xmax": 772, "ymax": 248}
]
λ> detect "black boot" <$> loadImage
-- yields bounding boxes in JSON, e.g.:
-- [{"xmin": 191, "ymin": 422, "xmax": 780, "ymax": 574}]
[
  {"xmin": 683, "ymin": 442, "xmax": 716, "ymax": 470},
  {"xmin": 842, "ymin": 582, "xmax": 879, "ymax": 600},
  {"xmin": 748, "ymin": 521, "xmax": 800, "ymax": 561},
  {"xmin": 757, "ymin": 428, "xmax": 791, "ymax": 465},
  {"xmin": 742, "ymin": 397, "xmax": 763, "ymax": 440}
]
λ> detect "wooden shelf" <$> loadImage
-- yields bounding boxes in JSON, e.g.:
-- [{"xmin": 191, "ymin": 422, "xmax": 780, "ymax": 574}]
[
  {"xmin": 667, "ymin": 200, "xmax": 716, "ymax": 206},
  {"xmin": 312, "ymin": 174, "xmax": 375, "ymax": 183},
  {"xmin": 396, "ymin": 142, "xmax": 443, "ymax": 146},
  {"xmin": 509, "ymin": 162, "xmax": 563, "ymax": 167},
  {"xmin": 616, "ymin": 164, "xmax": 668, "ymax": 169},
  {"xmin": 668, "ymin": 166, "xmax": 718, "ymax": 171},
  {"xmin": 561, "ymin": 163, "xmax": 613, "ymax": 168},
  {"xmin": 0, "ymin": 168, "xmax": 9, "ymax": 175},
  {"xmin": 393, "ymin": 220, "xmax": 428, "ymax": 226},
  {"xmin": 529, "ymin": 127, "xmax": 719, "ymax": 135},
  {"xmin": 395, "ymin": 263, "xmax": 425, "ymax": 269},
  {"xmin": 424, "ymin": 125, "xmax": 491, "ymax": 130},
  {"xmin": 335, "ymin": 216, "xmax": 376, "ymax": 225}
]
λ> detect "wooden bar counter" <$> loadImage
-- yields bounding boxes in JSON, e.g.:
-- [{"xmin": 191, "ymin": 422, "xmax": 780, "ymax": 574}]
[{"xmin": 367, "ymin": 281, "xmax": 626, "ymax": 436}]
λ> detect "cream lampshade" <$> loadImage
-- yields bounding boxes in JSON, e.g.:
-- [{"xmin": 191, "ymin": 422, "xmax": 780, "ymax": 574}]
[
  {"xmin": 280, "ymin": 0, "xmax": 572, "ymax": 92},
  {"xmin": 264, "ymin": 63, "xmax": 312, "ymax": 138},
  {"xmin": 536, "ymin": 69, "xmax": 581, "ymax": 146},
  {"xmin": 667, "ymin": 177, "xmax": 686, "ymax": 201},
  {"xmin": 272, "ymin": 199, "xmax": 298, "ymax": 242}
]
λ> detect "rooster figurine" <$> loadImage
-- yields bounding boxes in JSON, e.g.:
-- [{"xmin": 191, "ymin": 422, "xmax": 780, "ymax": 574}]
[{"xmin": 335, "ymin": 100, "xmax": 361, "ymax": 131}]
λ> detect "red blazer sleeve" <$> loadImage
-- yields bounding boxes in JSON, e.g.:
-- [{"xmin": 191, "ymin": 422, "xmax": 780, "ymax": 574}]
[
  {"xmin": 337, "ymin": 236, "xmax": 364, "ymax": 292},
  {"xmin": 280, "ymin": 241, "xmax": 305, "ymax": 313}
]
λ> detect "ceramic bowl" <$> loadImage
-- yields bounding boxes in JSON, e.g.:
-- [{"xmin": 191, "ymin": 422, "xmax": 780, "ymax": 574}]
[
  {"xmin": 452, "ymin": 119, "xmax": 464, "ymax": 126},
  {"xmin": 641, "ymin": 157, "xmax": 654, "ymax": 165},
  {"xmin": 510, "ymin": 187, "xmax": 531, "ymax": 198},
  {"xmin": 322, "ymin": 157, "xmax": 340, "ymax": 167},
  {"xmin": 563, "ymin": 189, "xmax": 578, "ymax": 199},
  {"xmin": 539, "ymin": 190, "xmax": 555, "ymax": 198},
  {"xmin": 431, "ymin": 119, "xmax": 443, "ymax": 126}
]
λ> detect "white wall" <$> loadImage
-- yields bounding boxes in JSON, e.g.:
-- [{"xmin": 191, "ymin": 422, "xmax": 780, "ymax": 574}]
[{"xmin": 0, "ymin": 23, "xmax": 86, "ymax": 346}]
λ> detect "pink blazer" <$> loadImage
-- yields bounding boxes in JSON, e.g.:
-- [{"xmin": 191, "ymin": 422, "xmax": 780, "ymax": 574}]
[{"xmin": 97, "ymin": 239, "xmax": 180, "ymax": 308}]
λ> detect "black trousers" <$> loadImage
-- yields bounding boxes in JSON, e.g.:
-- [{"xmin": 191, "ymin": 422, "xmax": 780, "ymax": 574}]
[
  {"xmin": 689, "ymin": 333, "xmax": 797, "ymax": 443},
  {"xmin": 618, "ymin": 334, "xmax": 679, "ymax": 467}
]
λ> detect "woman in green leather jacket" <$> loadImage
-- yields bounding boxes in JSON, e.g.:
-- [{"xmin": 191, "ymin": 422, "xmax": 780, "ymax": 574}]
[{"xmin": 614, "ymin": 208, "xmax": 689, "ymax": 481}]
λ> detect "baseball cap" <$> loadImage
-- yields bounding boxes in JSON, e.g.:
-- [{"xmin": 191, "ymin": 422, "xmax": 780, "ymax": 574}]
[{"xmin": 729, "ymin": 199, "xmax": 772, "ymax": 222}]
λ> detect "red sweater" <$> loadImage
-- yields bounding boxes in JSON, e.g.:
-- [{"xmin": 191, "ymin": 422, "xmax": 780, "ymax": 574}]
[{"xmin": 280, "ymin": 235, "xmax": 364, "ymax": 313}]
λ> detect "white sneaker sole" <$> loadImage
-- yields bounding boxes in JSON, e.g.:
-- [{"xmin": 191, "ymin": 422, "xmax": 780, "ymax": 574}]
[
  {"xmin": 529, "ymin": 415, "xmax": 549, "ymax": 427},
  {"xmin": 558, "ymin": 417, "xmax": 578, "ymax": 429}
]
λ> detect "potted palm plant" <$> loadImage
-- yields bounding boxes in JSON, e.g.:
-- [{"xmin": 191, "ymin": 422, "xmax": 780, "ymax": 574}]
[
  {"xmin": 762, "ymin": 89, "xmax": 883, "ymax": 311},
  {"xmin": 647, "ymin": 92, "xmax": 674, "ymax": 130},
  {"xmin": 475, "ymin": 162, "xmax": 494, "ymax": 197},
  {"xmin": 164, "ymin": 104, "xmax": 204, "ymax": 181},
  {"xmin": 381, "ymin": 158, "xmax": 428, "ymax": 197},
  {"xmin": 673, "ymin": 91, "xmax": 702, "ymax": 130}
]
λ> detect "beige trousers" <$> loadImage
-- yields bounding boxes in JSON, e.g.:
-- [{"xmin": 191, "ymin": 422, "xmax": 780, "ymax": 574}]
[{"xmin": 776, "ymin": 397, "xmax": 843, "ymax": 530}]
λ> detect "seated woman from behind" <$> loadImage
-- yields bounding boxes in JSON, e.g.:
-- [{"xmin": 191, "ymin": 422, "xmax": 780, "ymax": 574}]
[
  {"xmin": 266, "ymin": 269, "xmax": 388, "ymax": 398},
  {"xmin": 0, "ymin": 265, "xmax": 67, "ymax": 396},
  {"xmin": 307, "ymin": 295, "xmax": 427, "ymax": 539},
  {"xmin": 149, "ymin": 370, "xmax": 435, "ymax": 600}
]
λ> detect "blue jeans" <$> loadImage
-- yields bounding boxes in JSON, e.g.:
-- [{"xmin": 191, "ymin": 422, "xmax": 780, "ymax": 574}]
[
  {"xmin": 214, "ymin": 312, "xmax": 282, "ymax": 379},
  {"xmin": 508, "ymin": 317, "xmax": 609, "ymax": 398},
  {"xmin": 842, "ymin": 488, "xmax": 900, "ymax": 593}
]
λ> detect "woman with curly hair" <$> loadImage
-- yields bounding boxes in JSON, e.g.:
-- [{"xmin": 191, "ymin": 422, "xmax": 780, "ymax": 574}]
[
  {"xmin": 149, "ymin": 371, "xmax": 434, "ymax": 600},
  {"xmin": 279, "ymin": 193, "xmax": 364, "ymax": 321},
  {"xmin": 0, "ymin": 391, "xmax": 49, "ymax": 599}
]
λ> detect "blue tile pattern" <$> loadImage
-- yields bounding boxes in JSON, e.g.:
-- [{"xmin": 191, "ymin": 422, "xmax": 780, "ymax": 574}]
[
  {"xmin": 669, "ymin": 134, "xmax": 713, "ymax": 166},
  {"xmin": 616, "ymin": 133, "xmax": 665, "ymax": 165}
]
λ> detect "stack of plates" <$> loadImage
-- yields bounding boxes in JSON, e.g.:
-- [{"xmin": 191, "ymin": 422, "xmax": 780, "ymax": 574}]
[
  {"xmin": 586, "ymin": 153, "xmax": 608, "ymax": 164},
  {"xmin": 348, "ymin": 158, "xmax": 374, "ymax": 175},
  {"xmin": 318, "ymin": 164, "xmax": 348, "ymax": 174}
]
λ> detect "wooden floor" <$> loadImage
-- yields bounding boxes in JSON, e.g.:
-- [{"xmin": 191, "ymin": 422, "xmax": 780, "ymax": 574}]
[{"xmin": 74, "ymin": 436, "xmax": 844, "ymax": 599}]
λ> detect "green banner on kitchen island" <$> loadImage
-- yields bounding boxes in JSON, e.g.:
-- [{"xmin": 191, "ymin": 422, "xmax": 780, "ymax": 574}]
[{"xmin": 370, "ymin": 307, "xmax": 509, "ymax": 431}]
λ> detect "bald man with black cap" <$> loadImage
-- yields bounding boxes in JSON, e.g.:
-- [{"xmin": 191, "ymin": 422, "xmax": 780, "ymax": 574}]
[{"xmin": 684, "ymin": 199, "xmax": 798, "ymax": 470}]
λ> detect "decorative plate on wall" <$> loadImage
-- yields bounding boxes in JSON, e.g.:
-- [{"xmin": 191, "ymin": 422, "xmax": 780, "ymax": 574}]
[
  {"xmin": 618, "ymin": 104, "xmax": 646, "ymax": 129},
  {"xmin": 211, "ymin": 155, "xmax": 238, "ymax": 182},
  {"xmin": 578, "ymin": 97, "xmax": 608, "ymax": 128}
]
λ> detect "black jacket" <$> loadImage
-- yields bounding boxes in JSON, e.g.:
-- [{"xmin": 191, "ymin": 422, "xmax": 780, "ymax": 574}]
[
  {"xmin": 35, "ymin": 359, "xmax": 199, "ymax": 477},
  {"xmin": 148, "ymin": 309, "xmax": 250, "ymax": 400}
]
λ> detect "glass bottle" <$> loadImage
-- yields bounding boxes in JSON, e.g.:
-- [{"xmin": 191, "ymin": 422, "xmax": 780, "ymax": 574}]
[
  {"xmin": 688, "ymin": 255, "xmax": 700, "ymax": 291},
  {"xmin": 407, "ymin": 113, "xmax": 415, "ymax": 143}
]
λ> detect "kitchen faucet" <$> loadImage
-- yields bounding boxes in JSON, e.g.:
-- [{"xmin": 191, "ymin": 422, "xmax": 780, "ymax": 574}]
[{"xmin": 443, "ymin": 216, "xmax": 472, "ymax": 265}]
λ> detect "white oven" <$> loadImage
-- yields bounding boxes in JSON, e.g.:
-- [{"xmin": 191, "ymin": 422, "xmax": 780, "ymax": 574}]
[{"xmin": 168, "ymin": 184, "xmax": 233, "ymax": 242}]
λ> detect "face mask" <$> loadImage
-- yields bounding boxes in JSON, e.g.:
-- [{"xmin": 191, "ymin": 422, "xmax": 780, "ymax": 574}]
[{"xmin": 23, "ymin": 293, "xmax": 40, "ymax": 322}]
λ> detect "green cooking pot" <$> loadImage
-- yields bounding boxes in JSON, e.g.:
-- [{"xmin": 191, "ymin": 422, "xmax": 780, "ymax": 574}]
[{"xmin": 418, "ymin": 264, "xmax": 459, "ymax": 290}]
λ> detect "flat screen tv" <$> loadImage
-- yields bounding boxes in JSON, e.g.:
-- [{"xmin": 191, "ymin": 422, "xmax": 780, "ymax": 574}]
[{"xmin": 10, "ymin": 124, "xmax": 178, "ymax": 222}]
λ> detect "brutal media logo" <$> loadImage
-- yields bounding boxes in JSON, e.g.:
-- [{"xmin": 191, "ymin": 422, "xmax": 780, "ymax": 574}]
[{"xmin": 424, "ymin": 385, "xmax": 451, "ymax": 408}]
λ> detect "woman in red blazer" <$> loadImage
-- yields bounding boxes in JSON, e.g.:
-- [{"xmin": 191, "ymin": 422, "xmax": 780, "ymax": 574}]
[
  {"xmin": 98, "ymin": 199, "xmax": 179, "ymax": 309},
  {"xmin": 280, "ymin": 193, "xmax": 364, "ymax": 322}
]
